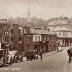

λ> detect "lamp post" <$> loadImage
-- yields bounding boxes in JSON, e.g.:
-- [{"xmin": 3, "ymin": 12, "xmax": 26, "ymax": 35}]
[
  {"xmin": 54, "ymin": 40, "xmax": 56, "ymax": 50},
  {"xmin": 23, "ymin": 35, "xmax": 27, "ymax": 52},
  {"xmin": 43, "ymin": 41, "xmax": 45, "ymax": 56}
]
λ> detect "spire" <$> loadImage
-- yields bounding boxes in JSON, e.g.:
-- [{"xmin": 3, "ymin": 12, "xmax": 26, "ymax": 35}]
[{"xmin": 27, "ymin": 0, "xmax": 31, "ymax": 23}]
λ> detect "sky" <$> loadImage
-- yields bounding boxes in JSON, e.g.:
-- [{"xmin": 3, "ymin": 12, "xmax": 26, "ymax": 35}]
[{"xmin": 0, "ymin": 0, "xmax": 72, "ymax": 19}]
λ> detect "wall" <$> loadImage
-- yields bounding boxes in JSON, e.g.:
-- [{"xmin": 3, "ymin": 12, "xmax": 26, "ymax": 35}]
[
  {"xmin": 41, "ymin": 34, "xmax": 57, "ymax": 51},
  {"xmin": 23, "ymin": 34, "xmax": 33, "ymax": 52}
]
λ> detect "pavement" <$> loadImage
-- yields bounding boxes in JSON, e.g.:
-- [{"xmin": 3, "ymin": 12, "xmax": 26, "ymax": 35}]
[{"xmin": 43, "ymin": 50, "xmax": 57, "ymax": 57}]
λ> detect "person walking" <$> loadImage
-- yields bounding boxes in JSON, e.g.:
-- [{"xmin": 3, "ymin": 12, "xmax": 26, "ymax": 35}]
[
  {"xmin": 35, "ymin": 50, "xmax": 38, "ymax": 59},
  {"xmin": 39, "ymin": 50, "xmax": 43, "ymax": 60},
  {"xmin": 67, "ymin": 47, "xmax": 72, "ymax": 63}
]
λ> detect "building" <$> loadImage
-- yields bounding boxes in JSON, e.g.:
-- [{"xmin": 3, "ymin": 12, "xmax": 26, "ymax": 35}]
[
  {"xmin": 50, "ymin": 26, "xmax": 72, "ymax": 46},
  {"xmin": 22, "ymin": 28, "xmax": 57, "ymax": 52}
]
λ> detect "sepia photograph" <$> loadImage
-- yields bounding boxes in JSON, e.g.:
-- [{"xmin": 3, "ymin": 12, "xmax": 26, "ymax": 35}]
[{"xmin": 0, "ymin": 0, "xmax": 72, "ymax": 72}]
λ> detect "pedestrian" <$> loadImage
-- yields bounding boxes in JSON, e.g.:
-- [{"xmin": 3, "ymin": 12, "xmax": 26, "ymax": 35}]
[
  {"xmin": 39, "ymin": 50, "xmax": 43, "ymax": 60},
  {"xmin": 35, "ymin": 50, "xmax": 38, "ymax": 59},
  {"xmin": 67, "ymin": 47, "xmax": 72, "ymax": 63}
]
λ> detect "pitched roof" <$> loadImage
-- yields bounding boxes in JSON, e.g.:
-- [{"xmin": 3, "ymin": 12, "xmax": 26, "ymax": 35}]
[{"xmin": 30, "ymin": 29, "xmax": 56, "ymax": 35}]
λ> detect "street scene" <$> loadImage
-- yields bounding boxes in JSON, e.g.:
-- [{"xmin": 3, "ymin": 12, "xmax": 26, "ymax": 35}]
[
  {"xmin": 0, "ymin": 47, "xmax": 71, "ymax": 72},
  {"xmin": 0, "ymin": 0, "xmax": 72, "ymax": 72}
]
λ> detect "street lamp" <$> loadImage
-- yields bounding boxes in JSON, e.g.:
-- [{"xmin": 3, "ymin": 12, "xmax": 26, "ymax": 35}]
[
  {"xmin": 54, "ymin": 40, "xmax": 56, "ymax": 50},
  {"xmin": 43, "ymin": 41, "xmax": 45, "ymax": 56}
]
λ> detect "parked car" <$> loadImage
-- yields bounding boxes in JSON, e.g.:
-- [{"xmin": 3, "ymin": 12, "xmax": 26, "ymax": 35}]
[
  {"xmin": 13, "ymin": 52, "xmax": 23, "ymax": 63},
  {"xmin": 0, "ymin": 49, "xmax": 18, "ymax": 66},
  {"xmin": 8, "ymin": 50, "xmax": 18, "ymax": 63},
  {"xmin": 26, "ymin": 50, "xmax": 36, "ymax": 60},
  {"xmin": 0, "ymin": 49, "xmax": 5, "ymax": 67}
]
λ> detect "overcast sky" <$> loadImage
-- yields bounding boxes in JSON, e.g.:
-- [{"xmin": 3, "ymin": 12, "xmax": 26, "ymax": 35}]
[{"xmin": 0, "ymin": 0, "xmax": 72, "ymax": 19}]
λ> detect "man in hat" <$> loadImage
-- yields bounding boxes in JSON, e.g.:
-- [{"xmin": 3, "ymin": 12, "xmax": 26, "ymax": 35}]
[{"xmin": 67, "ymin": 47, "xmax": 72, "ymax": 63}]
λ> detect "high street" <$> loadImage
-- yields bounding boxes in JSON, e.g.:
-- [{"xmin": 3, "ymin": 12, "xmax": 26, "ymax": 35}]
[{"xmin": 0, "ymin": 47, "xmax": 72, "ymax": 72}]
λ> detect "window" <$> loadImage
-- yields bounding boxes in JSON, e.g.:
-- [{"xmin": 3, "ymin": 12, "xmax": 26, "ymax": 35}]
[
  {"xmin": 50, "ymin": 36, "xmax": 51, "ymax": 40},
  {"xmin": 11, "ymin": 29, "xmax": 13, "ymax": 34},
  {"xmin": 63, "ymin": 32, "xmax": 68, "ymax": 37},
  {"xmin": 35, "ymin": 36, "xmax": 37, "ymax": 41},
  {"xmin": 63, "ymin": 32, "xmax": 65, "ymax": 36},
  {"xmin": 43, "ymin": 35, "xmax": 47, "ymax": 41},
  {"xmin": 38, "ymin": 36, "xmax": 40, "ymax": 41},
  {"xmin": 45, "ymin": 36, "xmax": 47, "ymax": 41},
  {"xmin": 59, "ymin": 32, "xmax": 61, "ymax": 36},
  {"xmin": 66, "ymin": 32, "xmax": 68, "ymax": 36},
  {"xmin": 43, "ymin": 36, "xmax": 44, "ymax": 41},
  {"xmin": 44, "ymin": 36, "xmax": 46, "ymax": 41},
  {"xmin": 24, "ymin": 29, "xmax": 27, "ymax": 33}
]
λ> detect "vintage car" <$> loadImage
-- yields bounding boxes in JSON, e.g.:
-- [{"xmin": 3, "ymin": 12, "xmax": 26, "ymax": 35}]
[
  {"xmin": 13, "ymin": 52, "xmax": 23, "ymax": 63},
  {"xmin": 0, "ymin": 49, "xmax": 5, "ymax": 67},
  {"xmin": 26, "ymin": 51, "xmax": 36, "ymax": 60},
  {"xmin": 8, "ymin": 50, "xmax": 18, "ymax": 63},
  {"xmin": 0, "ymin": 49, "xmax": 18, "ymax": 66},
  {"xmin": 0, "ymin": 49, "xmax": 17, "ymax": 66}
]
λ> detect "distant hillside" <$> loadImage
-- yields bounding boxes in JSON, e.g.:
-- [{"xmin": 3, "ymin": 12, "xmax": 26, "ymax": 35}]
[
  {"xmin": 47, "ymin": 16, "xmax": 72, "ymax": 29},
  {"xmin": 8, "ymin": 16, "xmax": 72, "ymax": 29}
]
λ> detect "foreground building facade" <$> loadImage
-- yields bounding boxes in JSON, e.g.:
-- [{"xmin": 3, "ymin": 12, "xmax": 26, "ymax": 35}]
[{"xmin": 22, "ymin": 28, "xmax": 57, "ymax": 52}]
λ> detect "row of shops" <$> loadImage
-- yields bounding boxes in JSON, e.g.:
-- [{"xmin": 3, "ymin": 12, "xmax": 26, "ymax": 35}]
[{"xmin": 20, "ymin": 28, "xmax": 57, "ymax": 52}]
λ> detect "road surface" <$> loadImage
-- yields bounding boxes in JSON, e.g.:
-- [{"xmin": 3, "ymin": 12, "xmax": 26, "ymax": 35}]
[{"xmin": 0, "ymin": 47, "xmax": 72, "ymax": 72}]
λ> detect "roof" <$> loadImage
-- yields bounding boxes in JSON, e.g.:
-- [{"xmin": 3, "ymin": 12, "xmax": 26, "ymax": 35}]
[
  {"xmin": 30, "ymin": 29, "xmax": 56, "ymax": 35},
  {"xmin": 0, "ymin": 19, "xmax": 7, "ymax": 24},
  {"xmin": 50, "ymin": 26, "xmax": 70, "ymax": 31},
  {"xmin": 48, "ymin": 18, "xmax": 68, "ymax": 26}
]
